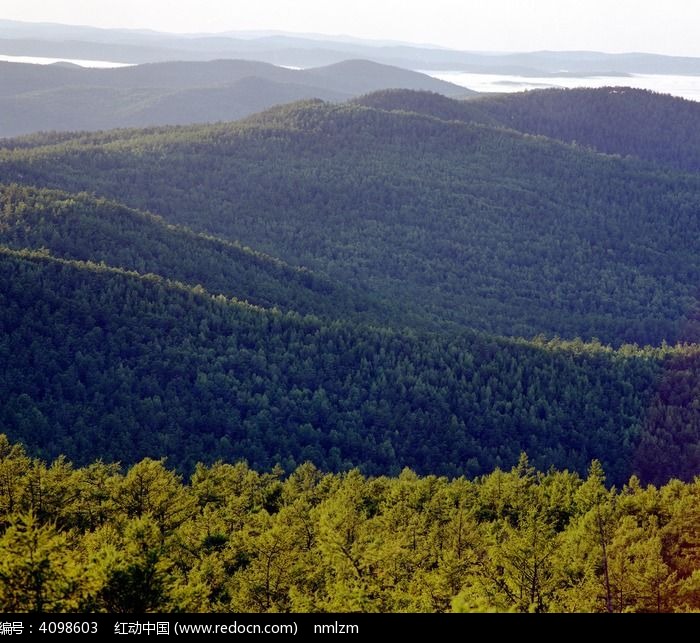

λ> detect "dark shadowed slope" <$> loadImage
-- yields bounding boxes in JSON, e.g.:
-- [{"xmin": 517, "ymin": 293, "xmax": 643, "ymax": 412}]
[
  {"xmin": 0, "ymin": 184, "xmax": 385, "ymax": 321},
  {"xmin": 353, "ymin": 88, "xmax": 499, "ymax": 124},
  {"xmin": 2, "ymin": 244, "xmax": 689, "ymax": 483},
  {"xmin": 2, "ymin": 100, "xmax": 700, "ymax": 345},
  {"xmin": 473, "ymin": 87, "xmax": 700, "ymax": 172}
]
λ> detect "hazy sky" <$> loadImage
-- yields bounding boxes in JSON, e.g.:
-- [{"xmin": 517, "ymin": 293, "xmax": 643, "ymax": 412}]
[{"xmin": 3, "ymin": 0, "xmax": 700, "ymax": 56}]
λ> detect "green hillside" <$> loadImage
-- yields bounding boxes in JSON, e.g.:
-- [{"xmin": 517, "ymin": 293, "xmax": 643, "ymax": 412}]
[
  {"xmin": 0, "ymin": 78, "xmax": 699, "ymax": 620},
  {"xmin": 353, "ymin": 88, "xmax": 499, "ymax": 124},
  {"xmin": 2, "ymin": 101, "xmax": 700, "ymax": 345},
  {"xmin": 0, "ymin": 184, "xmax": 383, "ymax": 320},
  {"xmin": 473, "ymin": 87, "xmax": 700, "ymax": 173},
  {"xmin": 0, "ymin": 443, "xmax": 697, "ymax": 613},
  {"xmin": 356, "ymin": 87, "xmax": 700, "ymax": 172},
  {"xmin": 3, "ymin": 245, "xmax": 699, "ymax": 484}
]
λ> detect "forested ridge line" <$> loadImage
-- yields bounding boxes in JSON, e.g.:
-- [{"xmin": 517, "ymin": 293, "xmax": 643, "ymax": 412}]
[
  {"xmin": 356, "ymin": 87, "xmax": 700, "ymax": 173},
  {"xmin": 2, "ymin": 100, "xmax": 699, "ymax": 345},
  {"xmin": 0, "ymin": 437, "xmax": 697, "ymax": 613},
  {"xmin": 0, "ymin": 183, "xmax": 389, "ymax": 323},
  {"xmin": 2, "ymin": 245, "xmax": 699, "ymax": 484}
]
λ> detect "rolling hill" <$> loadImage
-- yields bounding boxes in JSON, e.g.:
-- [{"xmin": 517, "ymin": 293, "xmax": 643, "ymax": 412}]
[
  {"xmin": 3, "ymin": 99, "xmax": 700, "ymax": 345},
  {"xmin": 356, "ymin": 87, "xmax": 700, "ymax": 172},
  {"xmin": 473, "ymin": 87, "xmax": 700, "ymax": 172},
  {"xmin": 0, "ymin": 58, "xmax": 468, "ymax": 137},
  {"xmin": 0, "ymin": 78, "xmax": 349, "ymax": 135},
  {"xmin": 0, "ymin": 184, "xmax": 384, "ymax": 320},
  {"xmin": 3, "ymin": 243, "xmax": 696, "ymax": 484}
]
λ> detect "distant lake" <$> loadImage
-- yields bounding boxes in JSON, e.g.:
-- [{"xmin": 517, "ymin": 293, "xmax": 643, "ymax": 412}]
[
  {"xmin": 0, "ymin": 54, "xmax": 132, "ymax": 68},
  {"xmin": 424, "ymin": 70, "xmax": 700, "ymax": 102}
]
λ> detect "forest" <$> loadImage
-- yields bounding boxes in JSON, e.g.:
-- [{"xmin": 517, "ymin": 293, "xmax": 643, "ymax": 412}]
[
  {"xmin": 2, "ymin": 97, "xmax": 700, "ymax": 345},
  {"xmin": 1, "ymin": 245, "xmax": 699, "ymax": 484},
  {"xmin": 1, "ymin": 85, "xmax": 699, "ymax": 613},
  {"xmin": 0, "ymin": 437, "xmax": 697, "ymax": 613},
  {"xmin": 356, "ymin": 87, "xmax": 700, "ymax": 173},
  {"xmin": 0, "ymin": 184, "xmax": 381, "ymax": 322}
]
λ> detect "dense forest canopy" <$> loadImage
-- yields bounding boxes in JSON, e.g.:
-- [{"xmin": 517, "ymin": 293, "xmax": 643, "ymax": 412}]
[
  {"xmin": 356, "ymin": 87, "xmax": 700, "ymax": 173},
  {"xmin": 0, "ymin": 184, "xmax": 385, "ymax": 321},
  {"xmin": 472, "ymin": 87, "xmax": 700, "ymax": 173},
  {"xmin": 2, "ymin": 99, "xmax": 700, "ymax": 345},
  {"xmin": 0, "ymin": 440, "xmax": 697, "ymax": 613},
  {"xmin": 2, "ymin": 89, "xmax": 700, "ymax": 487},
  {"xmin": 1, "ymin": 74, "xmax": 700, "ymax": 614},
  {"xmin": 1, "ymin": 244, "xmax": 699, "ymax": 484}
]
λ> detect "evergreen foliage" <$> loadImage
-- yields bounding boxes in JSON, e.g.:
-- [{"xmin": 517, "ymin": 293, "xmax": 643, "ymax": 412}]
[
  {"xmin": 0, "ymin": 441, "xmax": 697, "ymax": 613},
  {"xmin": 0, "ymin": 184, "xmax": 381, "ymax": 321},
  {"xmin": 356, "ymin": 87, "xmax": 700, "ymax": 172},
  {"xmin": 1, "ymin": 246, "xmax": 698, "ymax": 483},
  {"xmin": 2, "ymin": 99, "xmax": 699, "ymax": 345}
]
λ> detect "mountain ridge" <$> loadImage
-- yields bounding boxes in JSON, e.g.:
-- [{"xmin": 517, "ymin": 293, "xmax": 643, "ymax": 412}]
[
  {"xmin": 2, "ymin": 19, "xmax": 700, "ymax": 74},
  {"xmin": 4, "ymin": 242, "xmax": 694, "ymax": 484},
  {"xmin": 3, "ymin": 98, "xmax": 699, "ymax": 345},
  {"xmin": 354, "ymin": 87, "xmax": 700, "ymax": 172}
]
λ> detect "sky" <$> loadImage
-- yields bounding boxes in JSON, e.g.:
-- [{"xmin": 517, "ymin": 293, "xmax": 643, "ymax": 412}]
[{"xmin": 2, "ymin": 0, "xmax": 700, "ymax": 57}]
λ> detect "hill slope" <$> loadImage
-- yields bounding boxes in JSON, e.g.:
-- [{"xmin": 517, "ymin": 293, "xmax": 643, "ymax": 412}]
[
  {"xmin": 0, "ymin": 78, "xmax": 350, "ymax": 135},
  {"xmin": 353, "ymin": 88, "xmax": 499, "ymax": 124},
  {"xmin": 3, "ymin": 101, "xmax": 700, "ymax": 345},
  {"xmin": 0, "ymin": 184, "xmax": 385, "ymax": 320},
  {"xmin": 4, "ymin": 245, "xmax": 697, "ymax": 484},
  {"xmin": 474, "ymin": 87, "xmax": 700, "ymax": 173},
  {"xmin": 356, "ymin": 87, "xmax": 700, "ymax": 172}
]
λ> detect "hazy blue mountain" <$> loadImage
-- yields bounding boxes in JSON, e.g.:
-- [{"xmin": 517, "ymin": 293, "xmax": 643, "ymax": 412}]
[
  {"xmin": 1, "ymin": 19, "xmax": 699, "ymax": 75},
  {"xmin": 0, "ymin": 58, "xmax": 466, "ymax": 95},
  {"xmin": 0, "ymin": 78, "xmax": 349, "ymax": 135},
  {"xmin": 0, "ymin": 58, "xmax": 466, "ymax": 137},
  {"xmin": 301, "ymin": 60, "xmax": 471, "ymax": 96}
]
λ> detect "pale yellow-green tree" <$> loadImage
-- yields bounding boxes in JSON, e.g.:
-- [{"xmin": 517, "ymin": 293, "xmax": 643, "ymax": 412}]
[
  {"xmin": 0, "ymin": 512, "xmax": 99, "ymax": 611},
  {"xmin": 0, "ymin": 435, "xmax": 32, "ymax": 524},
  {"xmin": 114, "ymin": 458, "xmax": 194, "ymax": 536}
]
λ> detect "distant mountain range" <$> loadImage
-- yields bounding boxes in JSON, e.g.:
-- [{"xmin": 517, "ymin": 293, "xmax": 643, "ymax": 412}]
[
  {"xmin": 1, "ymin": 19, "xmax": 700, "ymax": 75},
  {"xmin": 0, "ymin": 58, "xmax": 468, "ymax": 137}
]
